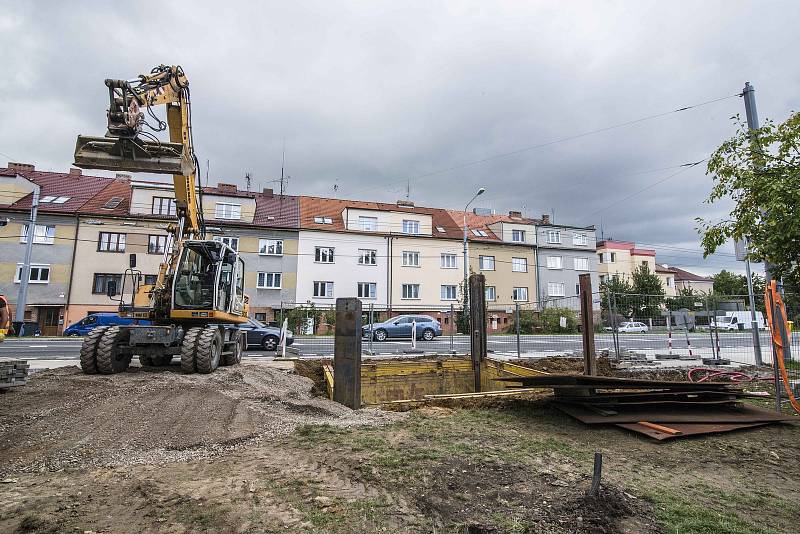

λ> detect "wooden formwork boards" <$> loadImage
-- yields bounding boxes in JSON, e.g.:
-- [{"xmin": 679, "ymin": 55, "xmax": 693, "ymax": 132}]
[{"xmin": 322, "ymin": 357, "xmax": 549, "ymax": 406}]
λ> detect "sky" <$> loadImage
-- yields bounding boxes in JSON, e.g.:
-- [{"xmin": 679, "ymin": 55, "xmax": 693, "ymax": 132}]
[{"xmin": 1, "ymin": 0, "xmax": 798, "ymax": 276}]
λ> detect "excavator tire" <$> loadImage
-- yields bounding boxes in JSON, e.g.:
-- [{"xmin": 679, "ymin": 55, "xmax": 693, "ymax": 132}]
[
  {"xmin": 95, "ymin": 326, "xmax": 132, "ymax": 374},
  {"xmin": 222, "ymin": 333, "xmax": 244, "ymax": 366},
  {"xmin": 180, "ymin": 327, "xmax": 203, "ymax": 374},
  {"xmin": 79, "ymin": 326, "xmax": 110, "ymax": 374},
  {"xmin": 195, "ymin": 327, "xmax": 222, "ymax": 374}
]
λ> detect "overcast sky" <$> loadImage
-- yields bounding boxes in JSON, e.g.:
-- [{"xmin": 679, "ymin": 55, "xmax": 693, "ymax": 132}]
[{"xmin": 2, "ymin": 1, "xmax": 798, "ymax": 275}]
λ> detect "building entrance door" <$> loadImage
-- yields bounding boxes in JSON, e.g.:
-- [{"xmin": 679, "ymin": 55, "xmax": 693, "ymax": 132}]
[{"xmin": 38, "ymin": 306, "xmax": 62, "ymax": 336}]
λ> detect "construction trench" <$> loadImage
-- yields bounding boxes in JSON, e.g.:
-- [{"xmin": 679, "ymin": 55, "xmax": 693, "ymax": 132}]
[{"xmin": 318, "ymin": 274, "xmax": 795, "ymax": 440}]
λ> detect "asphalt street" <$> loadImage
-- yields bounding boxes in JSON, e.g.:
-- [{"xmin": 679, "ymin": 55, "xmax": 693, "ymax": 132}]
[{"xmin": 0, "ymin": 331, "xmax": 778, "ymax": 360}]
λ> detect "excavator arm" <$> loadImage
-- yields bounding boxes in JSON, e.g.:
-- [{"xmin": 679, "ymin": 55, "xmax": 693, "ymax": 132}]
[{"xmin": 74, "ymin": 65, "xmax": 202, "ymax": 238}]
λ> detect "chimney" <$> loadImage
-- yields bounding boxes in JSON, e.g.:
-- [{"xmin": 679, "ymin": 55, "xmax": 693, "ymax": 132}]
[
  {"xmin": 115, "ymin": 173, "xmax": 131, "ymax": 180},
  {"xmin": 508, "ymin": 210, "xmax": 522, "ymax": 218},
  {"xmin": 69, "ymin": 168, "xmax": 82, "ymax": 176},
  {"xmin": 8, "ymin": 162, "xmax": 35, "ymax": 172},
  {"xmin": 541, "ymin": 214, "xmax": 551, "ymax": 224},
  {"xmin": 396, "ymin": 200, "xmax": 415, "ymax": 208},
  {"xmin": 217, "ymin": 182, "xmax": 238, "ymax": 193},
  {"xmin": 262, "ymin": 188, "xmax": 274, "ymax": 197}
]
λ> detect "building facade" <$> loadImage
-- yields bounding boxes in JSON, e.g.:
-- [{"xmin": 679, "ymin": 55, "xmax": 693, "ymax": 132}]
[
  {"xmin": 596, "ymin": 240, "xmax": 656, "ymax": 283},
  {"xmin": 535, "ymin": 216, "xmax": 598, "ymax": 307}
]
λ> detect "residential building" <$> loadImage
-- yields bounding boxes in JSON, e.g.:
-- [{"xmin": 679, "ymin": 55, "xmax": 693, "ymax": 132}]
[
  {"xmin": 671, "ymin": 266, "xmax": 714, "ymax": 294},
  {"xmin": 535, "ymin": 214, "xmax": 598, "ymax": 307},
  {"xmin": 0, "ymin": 164, "xmax": 108, "ymax": 334},
  {"xmin": 656, "ymin": 263, "xmax": 678, "ymax": 296},
  {"xmin": 596, "ymin": 240, "xmax": 656, "ymax": 283}
]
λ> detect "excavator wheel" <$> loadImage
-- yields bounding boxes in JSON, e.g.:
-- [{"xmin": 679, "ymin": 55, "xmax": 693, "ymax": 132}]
[
  {"xmin": 95, "ymin": 326, "xmax": 133, "ymax": 374},
  {"xmin": 180, "ymin": 327, "xmax": 203, "ymax": 374},
  {"xmin": 79, "ymin": 326, "xmax": 110, "ymax": 374},
  {"xmin": 222, "ymin": 332, "xmax": 244, "ymax": 366},
  {"xmin": 195, "ymin": 327, "xmax": 222, "ymax": 374}
]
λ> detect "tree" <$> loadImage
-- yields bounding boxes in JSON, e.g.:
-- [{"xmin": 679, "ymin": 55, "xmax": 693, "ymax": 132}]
[
  {"xmin": 698, "ymin": 112, "xmax": 800, "ymax": 282},
  {"xmin": 712, "ymin": 270, "xmax": 748, "ymax": 296},
  {"xmin": 665, "ymin": 287, "xmax": 698, "ymax": 311},
  {"xmin": 599, "ymin": 276, "xmax": 634, "ymax": 320},
  {"xmin": 629, "ymin": 264, "xmax": 665, "ymax": 318}
]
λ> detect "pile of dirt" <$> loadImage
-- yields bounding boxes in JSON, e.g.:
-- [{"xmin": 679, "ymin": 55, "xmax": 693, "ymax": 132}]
[
  {"xmin": 513, "ymin": 356, "xmax": 615, "ymax": 376},
  {"xmin": 0, "ymin": 362, "xmax": 401, "ymax": 475},
  {"xmin": 294, "ymin": 358, "xmax": 330, "ymax": 395}
]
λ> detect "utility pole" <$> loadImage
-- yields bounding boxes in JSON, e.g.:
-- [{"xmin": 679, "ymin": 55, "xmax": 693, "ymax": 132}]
[
  {"xmin": 16, "ymin": 187, "xmax": 40, "ymax": 323},
  {"xmin": 742, "ymin": 82, "xmax": 767, "ymax": 366}
]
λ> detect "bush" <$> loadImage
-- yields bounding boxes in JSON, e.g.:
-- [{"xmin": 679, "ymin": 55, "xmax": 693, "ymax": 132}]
[{"xmin": 507, "ymin": 307, "xmax": 579, "ymax": 334}]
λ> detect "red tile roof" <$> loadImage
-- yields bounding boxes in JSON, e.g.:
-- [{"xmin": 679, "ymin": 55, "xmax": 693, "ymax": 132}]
[
  {"xmin": 0, "ymin": 166, "xmax": 118, "ymax": 215},
  {"xmin": 670, "ymin": 266, "xmax": 713, "ymax": 282},
  {"xmin": 252, "ymin": 192, "xmax": 299, "ymax": 228}
]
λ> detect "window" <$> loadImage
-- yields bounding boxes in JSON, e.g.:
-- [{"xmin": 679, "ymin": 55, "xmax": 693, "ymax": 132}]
[
  {"xmin": 103, "ymin": 197, "xmax": 123, "ymax": 209},
  {"xmin": 546, "ymin": 230, "xmax": 561, "ymax": 244},
  {"xmin": 440, "ymin": 253, "xmax": 457, "ymax": 269},
  {"xmin": 479, "ymin": 255, "xmax": 495, "ymax": 270},
  {"xmin": 259, "ymin": 239, "xmax": 283, "ymax": 255},
  {"xmin": 257, "ymin": 272, "xmax": 282, "ymax": 289},
  {"xmin": 573, "ymin": 233, "xmax": 588, "ymax": 246},
  {"xmin": 144, "ymin": 274, "xmax": 158, "ymax": 285},
  {"xmin": 576, "ymin": 283, "xmax": 581, "ymax": 295},
  {"xmin": 315, "ymin": 247, "xmax": 335, "ymax": 263},
  {"xmin": 214, "ymin": 202, "xmax": 241, "ymax": 220},
  {"xmin": 52, "ymin": 196, "xmax": 69, "ymax": 204},
  {"xmin": 402, "ymin": 219, "xmax": 420, "ymax": 234},
  {"xmin": 547, "ymin": 282, "xmax": 565, "ymax": 297},
  {"xmin": 402, "ymin": 284, "xmax": 420, "ymax": 299},
  {"xmin": 512, "ymin": 257, "xmax": 528, "ymax": 272},
  {"xmin": 471, "ymin": 229, "xmax": 488, "ymax": 237},
  {"xmin": 512, "ymin": 229, "xmax": 525, "ymax": 242},
  {"xmin": 213, "ymin": 236, "xmax": 239, "ymax": 251},
  {"xmin": 313, "ymin": 281, "xmax": 334, "ymax": 298},
  {"xmin": 20, "ymin": 224, "xmax": 55, "ymax": 245},
  {"xmin": 441, "ymin": 285, "xmax": 457, "ymax": 300},
  {"xmin": 98, "ymin": 232, "xmax": 126, "ymax": 252},
  {"xmin": 93, "ymin": 273, "xmax": 122, "ymax": 294},
  {"xmin": 313, "ymin": 216, "xmax": 333, "ymax": 224},
  {"xmin": 666, "ymin": 277, "xmax": 674, "ymax": 287},
  {"xmin": 148, "ymin": 235, "xmax": 167, "ymax": 254},
  {"xmin": 485, "ymin": 286, "xmax": 497, "ymax": 301},
  {"xmin": 358, "ymin": 216, "xmax": 378, "ymax": 231},
  {"xmin": 512, "ymin": 287, "xmax": 529, "ymax": 301},
  {"xmin": 39, "ymin": 196, "xmax": 56, "ymax": 203},
  {"xmin": 357, "ymin": 282, "xmax": 377, "ymax": 299},
  {"xmin": 599, "ymin": 252, "xmax": 616, "ymax": 264},
  {"xmin": 547, "ymin": 256, "xmax": 563, "ymax": 269},
  {"xmin": 358, "ymin": 249, "xmax": 377, "ymax": 265},
  {"xmin": 574, "ymin": 257, "xmax": 589, "ymax": 271},
  {"xmin": 15, "ymin": 263, "xmax": 50, "ymax": 284},
  {"xmin": 436, "ymin": 226, "xmax": 446, "ymax": 233},
  {"xmin": 641, "ymin": 260, "xmax": 648, "ymax": 267},
  {"xmin": 402, "ymin": 251, "xmax": 420, "ymax": 267},
  {"xmin": 40, "ymin": 196, "xmax": 69, "ymax": 204},
  {"xmin": 152, "ymin": 197, "xmax": 176, "ymax": 216}
]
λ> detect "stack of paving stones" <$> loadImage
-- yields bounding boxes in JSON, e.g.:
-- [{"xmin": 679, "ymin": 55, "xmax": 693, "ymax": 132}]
[{"xmin": 0, "ymin": 358, "xmax": 29, "ymax": 390}]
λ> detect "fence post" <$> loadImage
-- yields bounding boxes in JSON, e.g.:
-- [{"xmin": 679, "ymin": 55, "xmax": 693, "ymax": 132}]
[
  {"xmin": 450, "ymin": 303, "xmax": 455, "ymax": 354},
  {"xmin": 515, "ymin": 301, "xmax": 521, "ymax": 359},
  {"xmin": 667, "ymin": 309, "xmax": 673, "ymax": 355},
  {"xmin": 705, "ymin": 297, "xmax": 717, "ymax": 360},
  {"xmin": 333, "ymin": 297, "xmax": 362, "ymax": 409},
  {"xmin": 368, "ymin": 302, "xmax": 374, "ymax": 354},
  {"xmin": 469, "ymin": 274, "xmax": 487, "ymax": 392},
  {"xmin": 611, "ymin": 292, "xmax": 621, "ymax": 359},
  {"xmin": 579, "ymin": 274, "xmax": 597, "ymax": 375}
]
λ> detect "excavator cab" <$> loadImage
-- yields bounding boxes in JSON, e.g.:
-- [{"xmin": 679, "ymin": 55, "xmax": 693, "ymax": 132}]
[{"xmin": 173, "ymin": 240, "xmax": 246, "ymax": 317}]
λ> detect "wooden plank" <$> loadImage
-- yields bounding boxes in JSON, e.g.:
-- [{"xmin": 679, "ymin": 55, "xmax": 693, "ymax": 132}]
[
  {"xmin": 636, "ymin": 421, "xmax": 683, "ymax": 435},
  {"xmin": 469, "ymin": 273, "xmax": 487, "ymax": 392}
]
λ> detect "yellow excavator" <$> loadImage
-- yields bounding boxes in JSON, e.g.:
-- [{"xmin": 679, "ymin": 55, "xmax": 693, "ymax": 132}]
[{"xmin": 74, "ymin": 65, "xmax": 249, "ymax": 374}]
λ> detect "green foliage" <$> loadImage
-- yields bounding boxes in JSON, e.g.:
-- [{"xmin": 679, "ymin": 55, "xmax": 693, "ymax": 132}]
[
  {"xmin": 284, "ymin": 305, "xmax": 321, "ymax": 333},
  {"xmin": 713, "ymin": 269, "xmax": 748, "ymax": 295},
  {"xmin": 599, "ymin": 276, "xmax": 633, "ymax": 313},
  {"xmin": 698, "ymin": 112, "xmax": 800, "ymax": 282},
  {"xmin": 630, "ymin": 264, "xmax": 664, "ymax": 316},
  {"xmin": 665, "ymin": 287, "xmax": 699, "ymax": 311},
  {"xmin": 508, "ymin": 307, "xmax": 578, "ymax": 334}
]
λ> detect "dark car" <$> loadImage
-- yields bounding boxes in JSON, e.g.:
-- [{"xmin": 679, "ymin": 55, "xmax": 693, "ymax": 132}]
[
  {"xmin": 239, "ymin": 318, "xmax": 294, "ymax": 351},
  {"xmin": 362, "ymin": 314, "xmax": 442, "ymax": 341},
  {"xmin": 10, "ymin": 321, "xmax": 41, "ymax": 337}
]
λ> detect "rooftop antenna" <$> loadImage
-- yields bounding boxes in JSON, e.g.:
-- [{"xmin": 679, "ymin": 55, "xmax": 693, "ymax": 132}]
[
  {"xmin": 245, "ymin": 172, "xmax": 251, "ymax": 192},
  {"xmin": 205, "ymin": 159, "xmax": 210, "ymax": 187},
  {"xmin": 406, "ymin": 179, "xmax": 410, "ymax": 201},
  {"xmin": 600, "ymin": 216, "xmax": 605, "ymax": 240},
  {"xmin": 280, "ymin": 137, "xmax": 287, "ymax": 197}
]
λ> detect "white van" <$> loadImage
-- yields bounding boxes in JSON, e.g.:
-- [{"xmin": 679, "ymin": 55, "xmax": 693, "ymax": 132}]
[{"xmin": 711, "ymin": 311, "xmax": 766, "ymax": 331}]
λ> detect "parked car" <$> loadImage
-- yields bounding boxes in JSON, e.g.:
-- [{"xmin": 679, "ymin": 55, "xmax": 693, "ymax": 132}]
[
  {"xmin": 10, "ymin": 321, "xmax": 41, "ymax": 337},
  {"xmin": 63, "ymin": 313, "xmax": 150, "ymax": 336},
  {"xmin": 605, "ymin": 321, "xmax": 649, "ymax": 333},
  {"xmin": 238, "ymin": 318, "xmax": 294, "ymax": 351},
  {"xmin": 362, "ymin": 315, "xmax": 442, "ymax": 341}
]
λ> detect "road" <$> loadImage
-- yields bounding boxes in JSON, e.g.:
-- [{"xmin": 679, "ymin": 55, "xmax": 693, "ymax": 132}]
[{"xmin": 0, "ymin": 331, "xmax": 778, "ymax": 361}]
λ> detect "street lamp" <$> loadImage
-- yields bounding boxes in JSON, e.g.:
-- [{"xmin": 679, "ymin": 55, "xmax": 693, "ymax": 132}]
[{"xmin": 463, "ymin": 187, "xmax": 486, "ymax": 290}]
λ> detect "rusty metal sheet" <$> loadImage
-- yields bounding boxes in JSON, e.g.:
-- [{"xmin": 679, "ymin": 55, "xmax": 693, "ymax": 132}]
[
  {"xmin": 498, "ymin": 374, "xmax": 740, "ymax": 390},
  {"xmin": 616, "ymin": 422, "xmax": 771, "ymax": 440},
  {"xmin": 554, "ymin": 402, "xmax": 795, "ymax": 424}
]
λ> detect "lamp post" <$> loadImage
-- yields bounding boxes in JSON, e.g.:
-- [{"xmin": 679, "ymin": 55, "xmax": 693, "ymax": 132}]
[{"xmin": 463, "ymin": 187, "xmax": 486, "ymax": 295}]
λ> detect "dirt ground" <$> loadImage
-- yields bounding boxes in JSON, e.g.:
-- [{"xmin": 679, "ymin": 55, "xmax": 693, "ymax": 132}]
[{"xmin": 1, "ymin": 360, "xmax": 799, "ymax": 533}]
